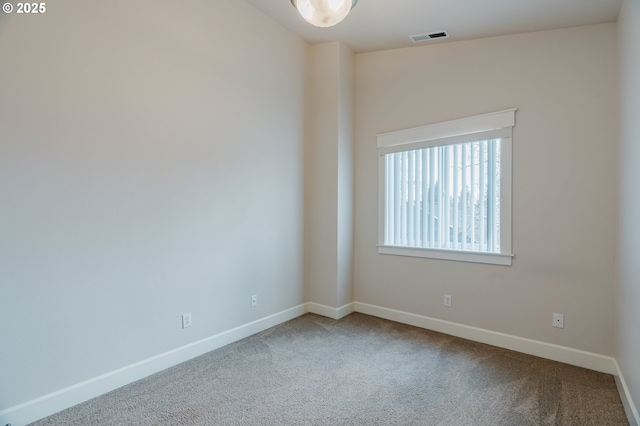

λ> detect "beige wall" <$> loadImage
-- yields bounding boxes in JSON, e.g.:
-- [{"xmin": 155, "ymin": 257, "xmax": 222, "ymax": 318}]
[
  {"xmin": 304, "ymin": 42, "xmax": 355, "ymax": 309},
  {"xmin": 618, "ymin": 0, "xmax": 640, "ymax": 416},
  {"xmin": 337, "ymin": 43, "xmax": 356, "ymax": 308},
  {"xmin": 354, "ymin": 24, "xmax": 619, "ymax": 355},
  {"xmin": 0, "ymin": 0, "xmax": 306, "ymax": 409}
]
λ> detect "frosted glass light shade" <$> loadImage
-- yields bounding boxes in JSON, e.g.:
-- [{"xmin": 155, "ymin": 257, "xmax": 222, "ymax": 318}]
[{"xmin": 290, "ymin": 0, "xmax": 358, "ymax": 28}]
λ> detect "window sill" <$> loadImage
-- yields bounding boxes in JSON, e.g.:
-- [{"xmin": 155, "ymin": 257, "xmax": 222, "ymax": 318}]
[{"xmin": 377, "ymin": 245, "xmax": 513, "ymax": 266}]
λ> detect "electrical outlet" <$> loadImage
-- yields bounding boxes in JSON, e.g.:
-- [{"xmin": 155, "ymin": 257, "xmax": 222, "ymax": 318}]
[
  {"xmin": 182, "ymin": 313, "xmax": 192, "ymax": 328},
  {"xmin": 444, "ymin": 294, "xmax": 452, "ymax": 307},
  {"xmin": 251, "ymin": 295, "xmax": 257, "ymax": 307},
  {"xmin": 553, "ymin": 313, "xmax": 564, "ymax": 329}
]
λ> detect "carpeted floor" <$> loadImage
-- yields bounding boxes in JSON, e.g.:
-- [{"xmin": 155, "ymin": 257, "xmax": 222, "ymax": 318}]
[{"xmin": 30, "ymin": 313, "xmax": 629, "ymax": 425}]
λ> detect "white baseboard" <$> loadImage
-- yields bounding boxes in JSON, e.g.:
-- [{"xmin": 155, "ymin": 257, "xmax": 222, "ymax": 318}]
[
  {"xmin": 353, "ymin": 302, "xmax": 640, "ymax": 423},
  {"xmin": 613, "ymin": 359, "xmax": 640, "ymax": 426},
  {"xmin": 306, "ymin": 301, "xmax": 354, "ymax": 319},
  {"xmin": 353, "ymin": 302, "xmax": 616, "ymax": 375},
  {"xmin": 317, "ymin": 301, "xmax": 638, "ymax": 424},
  {"xmin": 0, "ymin": 304, "xmax": 307, "ymax": 426},
  {"xmin": 3, "ymin": 301, "xmax": 633, "ymax": 426}
]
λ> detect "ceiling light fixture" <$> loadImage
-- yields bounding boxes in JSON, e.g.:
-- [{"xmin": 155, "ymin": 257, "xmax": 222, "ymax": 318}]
[{"xmin": 290, "ymin": 0, "xmax": 358, "ymax": 28}]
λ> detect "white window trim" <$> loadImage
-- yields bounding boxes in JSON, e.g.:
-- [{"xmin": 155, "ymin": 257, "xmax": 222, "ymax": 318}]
[{"xmin": 377, "ymin": 109, "xmax": 516, "ymax": 266}]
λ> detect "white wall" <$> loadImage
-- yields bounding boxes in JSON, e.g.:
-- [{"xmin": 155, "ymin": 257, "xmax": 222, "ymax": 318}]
[
  {"xmin": 354, "ymin": 24, "xmax": 619, "ymax": 356},
  {"xmin": 0, "ymin": 0, "xmax": 306, "ymax": 412},
  {"xmin": 618, "ymin": 0, "xmax": 640, "ymax": 419}
]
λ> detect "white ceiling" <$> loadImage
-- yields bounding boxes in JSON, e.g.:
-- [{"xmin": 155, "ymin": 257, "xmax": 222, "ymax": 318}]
[{"xmin": 245, "ymin": 0, "xmax": 623, "ymax": 53}]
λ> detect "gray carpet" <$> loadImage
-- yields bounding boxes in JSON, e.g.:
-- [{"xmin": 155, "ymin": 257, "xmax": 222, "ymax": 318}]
[{"xmin": 30, "ymin": 313, "xmax": 629, "ymax": 425}]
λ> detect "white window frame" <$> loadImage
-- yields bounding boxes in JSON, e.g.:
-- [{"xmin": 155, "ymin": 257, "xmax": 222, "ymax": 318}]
[{"xmin": 377, "ymin": 109, "xmax": 516, "ymax": 266}]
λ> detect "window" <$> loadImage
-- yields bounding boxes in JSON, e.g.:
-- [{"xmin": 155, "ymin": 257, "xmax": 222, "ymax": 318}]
[{"xmin": 377, "ymin": 109, "xmax": 515, "ymax": 266}]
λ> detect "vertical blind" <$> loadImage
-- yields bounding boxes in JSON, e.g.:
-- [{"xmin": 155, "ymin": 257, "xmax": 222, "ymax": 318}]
[{"xmin": 384, "ymin": 139, "xmax": 501, "ymax": 253}]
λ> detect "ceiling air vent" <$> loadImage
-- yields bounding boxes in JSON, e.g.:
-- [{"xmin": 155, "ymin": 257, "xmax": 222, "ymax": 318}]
[{"xmin": 410, "ymin": 31, "xmax": 450, "ymax": 42}]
